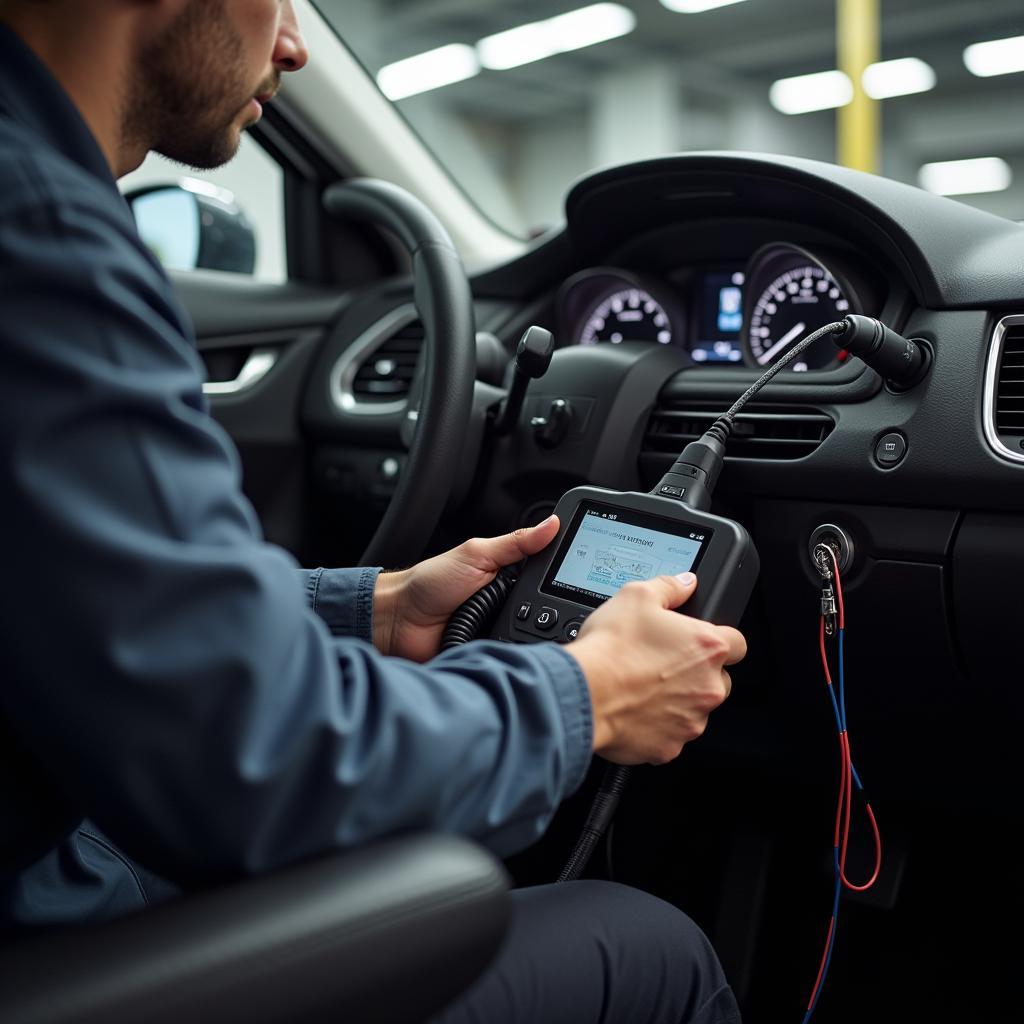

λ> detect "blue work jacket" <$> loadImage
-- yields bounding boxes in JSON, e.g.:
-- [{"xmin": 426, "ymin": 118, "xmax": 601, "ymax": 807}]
[{"xmin": 0, "ymin": 23, "xmax": 592, "ymax": 932}]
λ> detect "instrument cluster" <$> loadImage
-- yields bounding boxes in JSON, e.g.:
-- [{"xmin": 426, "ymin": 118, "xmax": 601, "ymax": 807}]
[{"xmin": 558, "ymin": 243, "xmax": 869, "ymax": 372}]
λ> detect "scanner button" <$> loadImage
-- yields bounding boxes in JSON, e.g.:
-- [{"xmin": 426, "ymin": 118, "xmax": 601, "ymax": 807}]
[
  {"xmin": 534, "ymin": 607, "xmax": 559, "ymax": 631},
  {"xmin": 515, "ymin": 601, "xmax": 532, "ymax": 621},
  {"xmin": 659, "ymin": 484, "xmax": 685, "ymax": 497},
  {"xmin": 562, "ymin": 620, "xmax": 584, "ymax": 642}
]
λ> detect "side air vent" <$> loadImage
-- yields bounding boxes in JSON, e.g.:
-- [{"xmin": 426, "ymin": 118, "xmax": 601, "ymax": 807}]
[
  {"xmin": 330, "ymin": 305, "xmax": 423, "ymax": 416},
  {"xmin": 642, "ymin": 403, "xmax": 835, "ymax": 462},
  {"xmin": 984, "ymin": 315, "xmax": 1024, "ymax": 462},
  {"xmin": 351, "ymin": 319, "xmax": 423, "ymax": 401}
]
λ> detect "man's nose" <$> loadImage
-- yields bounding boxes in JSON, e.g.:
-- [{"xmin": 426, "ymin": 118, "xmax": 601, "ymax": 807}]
[{"xmin": 274, "ymin": 1, "xmax": 309, "ymax": 73}]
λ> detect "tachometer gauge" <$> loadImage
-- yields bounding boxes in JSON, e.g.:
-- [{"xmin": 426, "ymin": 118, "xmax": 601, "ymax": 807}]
[
  {"xmin": 557, "ymin": 269, "xmax": 683, "ymax": 349},
  {"xmin": 580, "ymin": 287, "xmax": 673, "ymax": 346},
  {"xmin": 743, "ymin": 245, "xmax": 860, "ymax": 372}
]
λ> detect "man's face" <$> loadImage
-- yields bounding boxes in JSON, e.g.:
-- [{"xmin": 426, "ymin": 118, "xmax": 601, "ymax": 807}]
[{"xmin": 129, "ymin": 0, "xmax": 306, "ymax": 170}]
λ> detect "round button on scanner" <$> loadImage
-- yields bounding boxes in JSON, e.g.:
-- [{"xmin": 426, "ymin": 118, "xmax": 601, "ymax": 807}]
[
  {"xmin": 534, "ymin": 607, "xmax": 559, "ymax": 631},
  {"xmin": 562, "ymin": 620, "xmax": 584, "ymax": 643},
  {"xmin": 875, "ymin": 432, "xmax": 907, "ymax": 467}
]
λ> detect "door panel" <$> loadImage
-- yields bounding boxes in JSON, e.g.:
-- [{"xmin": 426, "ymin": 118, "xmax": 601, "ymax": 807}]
[{"xmin": 170, "ymin": 270, "xmax": 349, "ymax": 557}]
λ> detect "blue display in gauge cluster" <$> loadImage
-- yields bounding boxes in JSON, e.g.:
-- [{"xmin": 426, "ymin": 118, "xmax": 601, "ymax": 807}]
[{"xmin": 691, "ymin": 269, "xmax": 745, "ymax": 363}]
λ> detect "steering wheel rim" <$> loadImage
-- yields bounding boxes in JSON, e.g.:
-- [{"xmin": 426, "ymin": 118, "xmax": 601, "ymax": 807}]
[{"xmin": 322, "ymin": 179, "xmax": 476, "ymax": 569}]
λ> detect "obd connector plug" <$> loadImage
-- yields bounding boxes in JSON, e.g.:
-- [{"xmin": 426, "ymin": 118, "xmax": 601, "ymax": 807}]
[{"xmin": 837, "ymin": 314, "xmax": 929, "ymax": 388}]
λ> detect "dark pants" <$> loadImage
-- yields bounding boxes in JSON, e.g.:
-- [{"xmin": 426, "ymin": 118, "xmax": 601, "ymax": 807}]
[{"xmin": 433, "ymin": 881, "xmax": 741, "ymax": 1024}]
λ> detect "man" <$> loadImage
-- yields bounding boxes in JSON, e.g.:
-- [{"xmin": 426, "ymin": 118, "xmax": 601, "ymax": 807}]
[{"xmin": 0, "ymin": 2, "xmax": 746, "ymax": 1021}]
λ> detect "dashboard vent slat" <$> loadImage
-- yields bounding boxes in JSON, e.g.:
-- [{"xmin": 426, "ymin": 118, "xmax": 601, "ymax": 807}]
[
  {"xmin": 994, "ymin": 322, "xmax": 1024, "ymax": 439},
  {"xmin": 643, "ymin": 404, "xmax": 834, "ymax": 462}
]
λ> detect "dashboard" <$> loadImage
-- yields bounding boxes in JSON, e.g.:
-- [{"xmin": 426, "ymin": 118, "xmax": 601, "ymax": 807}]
[{"xmin": 558, "ymin": 242, "xmax": 871, "ymax": 372}]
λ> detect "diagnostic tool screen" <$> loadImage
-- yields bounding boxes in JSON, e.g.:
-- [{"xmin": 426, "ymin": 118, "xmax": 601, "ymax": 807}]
[{"xmin": 542, "ymin": 501, "xmax": 713, "ymax": 609}]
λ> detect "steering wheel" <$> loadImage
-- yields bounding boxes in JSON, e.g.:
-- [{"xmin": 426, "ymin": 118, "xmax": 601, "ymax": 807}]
[{"xmin": 322, "ymin": 179, "xmax": 476, "ymax": 569}]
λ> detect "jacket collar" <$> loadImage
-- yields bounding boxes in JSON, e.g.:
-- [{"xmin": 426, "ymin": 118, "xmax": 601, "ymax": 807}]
[{"xmin": 0, "ymin": 22, "xmax": 118, "ymax": 190}]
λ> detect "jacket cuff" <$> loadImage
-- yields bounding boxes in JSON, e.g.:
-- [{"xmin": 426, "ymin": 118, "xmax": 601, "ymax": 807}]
[{"xmin": 303, "ymin": 567, "xmax": 382, "ymax": 643}]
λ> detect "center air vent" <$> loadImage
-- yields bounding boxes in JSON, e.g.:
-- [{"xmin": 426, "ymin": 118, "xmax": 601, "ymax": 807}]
[
  {"xmin": 643, "ymin": 403, "xmax": 834, "ymax": 462},
  {"xmin": 330, "ymin": 305, "xmax": 424, "ymax": 416},
  {"xmin": 984, "ymin": 315, "xmax": 1024, "ymax": 462},
  {"xmin": 352, "ymin": 319, "xmax": 423, "ymax": 401}
]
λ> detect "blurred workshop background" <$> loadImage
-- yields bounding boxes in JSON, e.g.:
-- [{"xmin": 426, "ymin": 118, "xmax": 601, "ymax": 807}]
[{"xmin": 316, "ymin": 0, "xmax": 1024, "ymax": 238}]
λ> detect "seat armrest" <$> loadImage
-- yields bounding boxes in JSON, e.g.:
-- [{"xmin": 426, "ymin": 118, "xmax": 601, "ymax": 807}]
[{"xmin": 0, "ymin": 834, "xmax": 509, "ymax": 1024}]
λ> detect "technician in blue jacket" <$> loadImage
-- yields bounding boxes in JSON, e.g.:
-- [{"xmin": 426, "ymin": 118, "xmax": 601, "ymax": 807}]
[{"xmin": 0, "ymin": 3, "xmax": 745, "ymax": 1022}]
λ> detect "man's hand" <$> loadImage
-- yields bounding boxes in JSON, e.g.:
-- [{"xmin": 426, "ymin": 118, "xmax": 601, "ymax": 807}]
[
  {"xmin": 566, "ymin": 573, "xmax": 746, "ymax": 765},
  {"xmin": 373, "ymin": 516, "xmax": 561, "ymax": 661}
]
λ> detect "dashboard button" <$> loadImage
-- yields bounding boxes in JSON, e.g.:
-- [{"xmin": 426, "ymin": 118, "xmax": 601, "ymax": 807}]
[
  {"xmin": 534, "ymin": 607, "xmax": 559, "ymax": 631},
  {"xmin": 515, "ymin": 601, "xmax": 532, "ymax": 621},
  {"xmin": 875, "ymin": 432, "xmax": 907, "ymax": 466},
  {"xmin": 562, "ymin": 620, "xmax": 584, "ymax": 642}
]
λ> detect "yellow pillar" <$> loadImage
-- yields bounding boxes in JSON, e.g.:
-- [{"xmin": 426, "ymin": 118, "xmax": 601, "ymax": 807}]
[{"xmin": 837, "ymin": 0, "xmax": 879, "ymax": 173}]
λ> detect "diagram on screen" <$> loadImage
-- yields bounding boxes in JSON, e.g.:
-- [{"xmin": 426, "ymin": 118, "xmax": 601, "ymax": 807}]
[{"xmin": 589, "ymin": 548, "xmax": 654, "ymax": 587}]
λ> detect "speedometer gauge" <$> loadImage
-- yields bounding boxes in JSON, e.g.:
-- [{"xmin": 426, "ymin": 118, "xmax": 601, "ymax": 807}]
[
  {"xmin": 580, "ymin": 288, "xmax": 673, "ymax": 346},
  {"xmin": 743, "ymin": 245, "xmax": 860, "ymax": 372},
  {"xmin": 748, "ymin": 266, "xmax": 849, "ymax": 370}
]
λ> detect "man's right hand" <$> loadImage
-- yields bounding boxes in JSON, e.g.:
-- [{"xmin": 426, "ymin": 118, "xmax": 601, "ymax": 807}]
[{"xmin": 566, "ymin": 572, "xmax": 746, "ymax": 765}]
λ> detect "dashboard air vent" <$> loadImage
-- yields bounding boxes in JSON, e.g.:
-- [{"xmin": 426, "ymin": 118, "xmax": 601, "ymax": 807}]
[
  {"xmin": 643, "ymin": 403, "xmax": 835, "ymax": 461},
  {"xmin": 351, "ymin": 319, "xmax": 424, "ymax": 401},
  {"xmin": 993, "ymin": 322, "xmax": 1024, "ymax": 440}
]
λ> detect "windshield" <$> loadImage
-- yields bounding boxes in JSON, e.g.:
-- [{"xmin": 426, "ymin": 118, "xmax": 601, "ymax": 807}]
[{"xmin": 316, "ymin": 0, "xmax": 1024, "ymax": 238}]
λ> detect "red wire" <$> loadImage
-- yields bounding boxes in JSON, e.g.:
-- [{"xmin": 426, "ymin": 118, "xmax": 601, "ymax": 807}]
[
  {"xmin": 806, "ymin": 916, "xmax": 836, "ymax": 1012},
  {"xmin": 806, "ymin": 554, "xmax": 882, "ymax": 1014}
]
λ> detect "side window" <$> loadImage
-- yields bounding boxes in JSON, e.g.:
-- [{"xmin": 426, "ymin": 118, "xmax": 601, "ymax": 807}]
[{"xmin": 119, "ymin": 133, "xmax": 286, "ymax": 284}]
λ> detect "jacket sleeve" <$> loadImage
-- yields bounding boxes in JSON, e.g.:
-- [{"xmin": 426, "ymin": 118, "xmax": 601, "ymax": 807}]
[
  {"xmin": 0, "ymin": 167, "xmax": 593, "ymax": 885},
  {"xmin": 299, "ymin": 566, "xmax": 381, "ymax": 642}
]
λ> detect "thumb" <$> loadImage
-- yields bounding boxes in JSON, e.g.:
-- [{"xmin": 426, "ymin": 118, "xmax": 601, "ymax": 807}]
[
  {"xmin": 470, "ymin": 515, "xmax": 561, "ymax": 568},
  {"xmin": 641, "ymin": 571, "xmax": 698, "ymax": 610}
]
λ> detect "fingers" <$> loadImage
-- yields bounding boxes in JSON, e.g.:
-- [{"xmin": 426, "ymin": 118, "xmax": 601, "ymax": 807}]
[
  {"xmin": 716, "ymin": 626, "xmax": 747, "ymax": 665},
  {"xmin": 463, "ymin": 515, "xmax": 561, "ymax": 569},
  {"xmin": 634, "ymin": 571, "xmax": 698, "ymax": 610}
]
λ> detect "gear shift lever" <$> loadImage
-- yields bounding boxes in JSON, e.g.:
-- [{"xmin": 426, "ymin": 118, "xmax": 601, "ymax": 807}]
[{"xmin": 491, "ymin": 326, "xmax": 554, "ymax": 436}]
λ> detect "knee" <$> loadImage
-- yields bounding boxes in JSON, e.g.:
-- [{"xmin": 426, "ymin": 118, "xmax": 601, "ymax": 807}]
[
  {"xmin": 568, "ymin": 881, "xmax": 737, "ymax": 1019},
  {"xmin": 571, "ymin": 881, "xmax": 716, "ymax": 965}
]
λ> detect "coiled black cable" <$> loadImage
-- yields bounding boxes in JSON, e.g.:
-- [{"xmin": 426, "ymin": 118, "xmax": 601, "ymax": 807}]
[{"xmin": 441, "ymin": 567, "xmax": 519, "ymax": 650}]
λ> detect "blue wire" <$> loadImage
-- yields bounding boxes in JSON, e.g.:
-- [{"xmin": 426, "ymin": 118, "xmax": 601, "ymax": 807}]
[
  {"xmin": 838, "ymin": 630, "xmax": 868, "ymax": 792},
  {"xmin": 803, "ymin": 871, "xmax": 843, "ymax": 1022},
  {"xmin": 826, "ymin": 682, "xmax": 841, "ymax": 726},
  {"xmin": 804, "ymin": 624, "xmax": 849, "ymax": 1023}
]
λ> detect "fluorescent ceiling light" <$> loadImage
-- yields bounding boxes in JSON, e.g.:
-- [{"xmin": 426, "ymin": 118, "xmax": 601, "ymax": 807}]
[
  {"xmin": 919, "ymin": 157, "xmax": 1012, "ymax": 196},
  {"xmin": 769, "ymin": 70, "xmax": 853, "ymax": 115},
  {"xmin": 862, "ymin": 57, "xmax": 936, "ymax": 99},
  {"xmin": 377, "ymin": 43, "xmax": 479, "ymax": 101},
  {"xmin": 477, "ymin": 3, "xmax": 636, "ymax": 71},
  {"xmin": 964, "ymin": 35, "xmax": 1024, "ymax": 77},
  {"xmin": 659, "ymin": 0, "xmax": 750, "ymax": 12}
]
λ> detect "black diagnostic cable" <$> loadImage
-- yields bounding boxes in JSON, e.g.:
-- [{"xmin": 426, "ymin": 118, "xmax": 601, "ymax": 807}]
[
  {"xmin": 556, "ymin": 321, "xmax": 851, "ymax": 882},
  {"xmin": 557, "ymin": 314, "xmax": 925, "ymax": 881},
  {"xmin": 443, "ymin": 314, "xmax": 924, "ymax": 883}
]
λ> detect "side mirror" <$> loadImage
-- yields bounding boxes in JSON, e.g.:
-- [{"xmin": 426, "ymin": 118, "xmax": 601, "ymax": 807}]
[{"xmin": 125, "ymin": 183, "xmax": 256, "ymax": 275}]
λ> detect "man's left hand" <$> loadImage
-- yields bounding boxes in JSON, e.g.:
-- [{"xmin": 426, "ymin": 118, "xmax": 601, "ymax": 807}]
[{"xmin": 373, "ymin": 516, "xmax": 560, "ymax": 662}]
